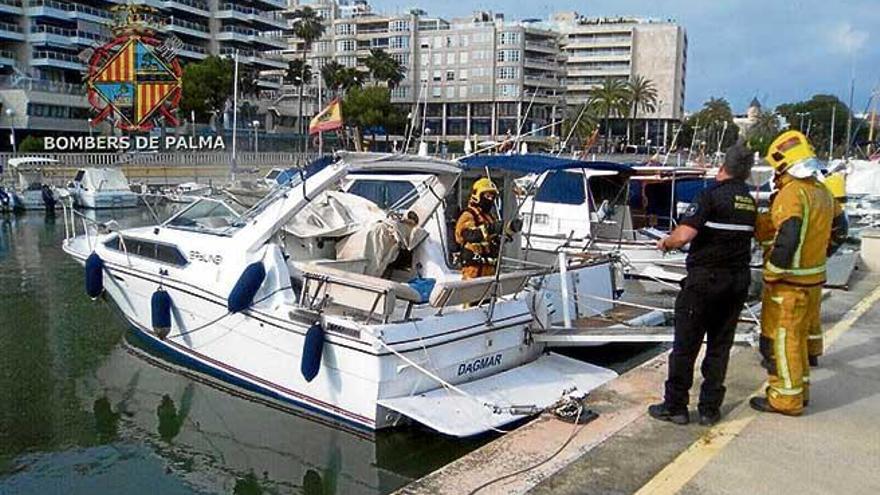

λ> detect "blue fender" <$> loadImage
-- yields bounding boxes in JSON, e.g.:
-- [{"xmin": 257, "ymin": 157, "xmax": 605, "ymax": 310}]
[
  {"xmin": 151, "ymin": 288, "xmax": 172, "ymax": 339},
  {"xmin": 301, "ymin": 323, "xmax": 325, "ymax": 382},
  {"xmin": 85, "ymin": 252, "xmax": 104, "ymax": 299},
  {"xmin": 227, "ymin": 262, "xmax": 266, "ymax": 313}
]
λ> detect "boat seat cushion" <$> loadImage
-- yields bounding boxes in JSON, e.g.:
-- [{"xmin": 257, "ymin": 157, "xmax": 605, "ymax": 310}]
[{"xmin": 428, "ymin": 270, "xmax": 543, "ymax": 308}]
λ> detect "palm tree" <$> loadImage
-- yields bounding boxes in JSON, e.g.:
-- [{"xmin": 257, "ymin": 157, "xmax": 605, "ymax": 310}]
[
  {"xmin": 364, "ymin": 49, "xmax": 405, "ymax": 88},
  {"xmin": 561, "ymin": 104, "xmax": 599, "ymax": 152},
  {"xmin": 626, "ymin": 75, "xmax": 658, "ymax": 147},
  {"xmin": 587, "ymin": 77, "xmax": 631, "ymax": 152},
  {"xmin": 338, "ymin": 67, "xmax": 366, "ymax": 93},
  {"xmin": 285, "ymin": 59, "xmax": 312, "ymax": 133},
  {"xmin": 321, "ymin": 61, "xmax": 345, "ymax": 95},
  {"xmin": 290, "ymin": 6, "xmax": 325, "ymax": 137}
]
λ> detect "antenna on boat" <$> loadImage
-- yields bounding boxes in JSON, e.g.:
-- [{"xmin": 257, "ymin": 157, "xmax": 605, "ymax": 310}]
[
  {"xmin": 231, "ymin": 49, "xmax": 239, "ymax": 182},
  {"xmin": 558, "ymin": 102, "xmax": 589, "ymax": 156}
]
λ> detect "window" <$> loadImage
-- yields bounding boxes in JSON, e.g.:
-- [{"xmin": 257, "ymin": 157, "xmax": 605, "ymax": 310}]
[
  {"xmin": 389, "ymin": 20, "xmax": 409, "ymax": 32},
  {"xmin": 446, "ymin": 86, "xmax": 455, "ymax": 98},
  {"xmin": 432, "ymin": 52, "xmax": 441, "ymax": 65},
  {"xmin": 338, "ymin": 55, "xmax": 356, "ymax": 67},
  {"xmin": 446, "ymin": 52, "xmax": 455, "ymax": 64},
  {"xmin": 391, "ymin": 52, "xmax": 409, "ymax": 65},
  {"xmin": 497, "ymin": 84, "xmax": 519, "ymax": 97},
  {"xmin": 460, "ymin": 35, "xmax": 469, "ymax": 47},
  {"xmin": 459, "ymin": 51, "xmax": 468, "ymax": 64},
  {"xmin": 391, "ymin": 85, "xmax": 409, "ymax": 98},
  {"xmin": 497, "ymin": 50, "xmax": 521, "ymax": 62},
  {"xmin": 500, "ymin": 31, "xmax": 520, "ymax": 45},
  {"xmin": 432, "ymin": 70, "xmax": 441, "ymax": 81},
  {"xmin": 420, "ymin": 54, "xmax": 428, "ymax": 66},
  {"xmin": 390, "ymin": 35, "xmax": 409, "ymax": 49},
  {"xmin": 446, "ymin": 70, "xmax": 455, "ymax": 81},
  {"xmin": 432, "ymin": 86, "xmax": 441, "ymax": 97},
  {"xmin": 104, "ymin": 236, "xmax": 188, "ymax": 266},
  {"xmin": 335, "ymin": 24, "xmax": 354, "ymax": 36},
  {"xmin": 347, "ymin": 180, "xmax": 418, "ymax": 211},
  {"xmin": 336, "ymin": 39, "xmax": 355, "ymax": 52},
  {"xmin": 535, "ymin": 171, "xmax": 586, "ymax": 205},
  {"xmin": 459, "ymin": 68, "xmax": 468, "ymax": 81},
  {"xmin": 433, "ymin": 36, "xmax": 442, "ymax": 48},
  {"xmin": 497, "ymin": 66, "xmax": 519, "ymax": 79},
  {"xmin": 459, "ymin": 86, "xmax": 468, "ymax": 98}
]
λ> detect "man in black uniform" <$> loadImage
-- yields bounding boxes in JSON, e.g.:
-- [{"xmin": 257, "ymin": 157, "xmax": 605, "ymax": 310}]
[{"xmin": 648, "ymin": 144, "xmax": 757, "ymax": 426}]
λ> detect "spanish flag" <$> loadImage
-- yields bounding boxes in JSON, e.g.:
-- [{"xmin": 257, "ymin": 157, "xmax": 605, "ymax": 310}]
[{"xmin": 309, "ymin": 98, "xmax": 343, "ymax": 135}]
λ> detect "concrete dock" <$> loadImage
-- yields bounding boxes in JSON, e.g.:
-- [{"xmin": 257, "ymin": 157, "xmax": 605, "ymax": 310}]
[{"xmin": 396, "ymin": 270, "xmax": 880, "ymax": 495}]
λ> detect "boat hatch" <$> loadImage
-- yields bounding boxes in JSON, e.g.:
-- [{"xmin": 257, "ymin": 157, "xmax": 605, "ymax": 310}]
[{"xmin": 378, "ymin": 353, "xmax": 616, "ymax": 437}]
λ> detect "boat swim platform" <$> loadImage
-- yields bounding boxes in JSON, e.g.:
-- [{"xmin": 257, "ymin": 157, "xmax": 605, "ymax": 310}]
[{"xmin": 394, "ymin": 269, "xmax": 880, "ymax": 495}]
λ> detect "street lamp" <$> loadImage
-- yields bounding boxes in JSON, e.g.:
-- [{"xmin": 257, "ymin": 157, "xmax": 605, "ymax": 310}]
[
  {"xmin": 252, "ymin": 120, "xmax": 260, "ymax": 153},
  {"xmin": 5, "ymin": 108, "xmax": 16, "ymax": 154}
]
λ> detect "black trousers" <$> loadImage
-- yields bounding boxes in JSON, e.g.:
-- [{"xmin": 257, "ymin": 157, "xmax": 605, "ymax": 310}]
[{"xmin": 664, "ymin": 267, "xmax": 751, "ymax": 413}]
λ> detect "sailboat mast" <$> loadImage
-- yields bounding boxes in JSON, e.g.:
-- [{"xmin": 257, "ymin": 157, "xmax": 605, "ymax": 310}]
[{"xmin": 232, "ymin": 49, "xmax": 239, "ymax": 180}]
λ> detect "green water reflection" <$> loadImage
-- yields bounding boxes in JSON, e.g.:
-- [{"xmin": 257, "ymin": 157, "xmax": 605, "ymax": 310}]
[{"xmin": 0, "ymin": 209, "xmax": 485, "ymax": 495}]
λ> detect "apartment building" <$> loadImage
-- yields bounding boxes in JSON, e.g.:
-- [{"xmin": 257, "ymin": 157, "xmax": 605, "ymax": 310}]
[
  {"xmin": 286, "ymin": 2, "xmax": 564, "ymax": 144},
  {"xmin": 0, "ymin": 0, "xmax": 288, "ymax": 147},
  {"xmin": 553, "ymin": 12, "xmax": 687, "ymax": 145}
]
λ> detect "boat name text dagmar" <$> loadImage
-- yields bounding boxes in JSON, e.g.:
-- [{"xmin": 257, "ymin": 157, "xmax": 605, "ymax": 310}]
[{"xmin": 457, "ymin": 354, "xmax": 503, "ymax": 376}]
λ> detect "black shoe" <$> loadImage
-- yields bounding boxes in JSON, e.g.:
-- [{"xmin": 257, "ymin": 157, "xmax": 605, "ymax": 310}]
[
  {"xmin": 698, "ymin": 409, "xmax": 721, "ymax": 426},
  {"xmin": 749, "ymin": 397, "xmax": 802, "ymax": 416},
  {"xmin": 809, "ymin": 355, "xmax": 819, "ymax": 367},
  {"xmin": 648, "ymin": 403, "xmax": 689, "ymax": 425}
]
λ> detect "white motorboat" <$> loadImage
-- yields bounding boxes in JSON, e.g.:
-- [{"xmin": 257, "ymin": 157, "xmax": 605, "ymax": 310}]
[
  {"xmin": 163, "ymin": 181, "xmax": 214, "ymax": 204},
  {"xmin": 70, "ymin": 167, "xmax": 140, "ymax": 209},
  {"xmin": 4, "ymin": 157, "xmax": 65, "ymax": 211},
  {"xmin": 63, "ymin": 153, "xmax": 625, "ymax": 437}
]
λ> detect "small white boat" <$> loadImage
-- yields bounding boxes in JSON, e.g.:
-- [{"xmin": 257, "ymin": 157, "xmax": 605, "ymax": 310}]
[
  {"xmin": 4, "ymin": 157, "xmax": 65, "ymax": 211},
  {"xmin": 63, "ymin": 153, "xmax": 627, "ymax": 437},
  {"xmin": 70, "ymin": 167, "xmax": 140, "ymax": 209},
  {"xmin": 163, "ymin": 182, "xmax": 214, "ymax": 204}
]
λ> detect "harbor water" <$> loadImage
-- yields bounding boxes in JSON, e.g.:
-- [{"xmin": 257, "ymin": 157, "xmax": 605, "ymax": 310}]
[{"xmin": 0, "ymin": 207, "xmax": 661, "ymax": 495}]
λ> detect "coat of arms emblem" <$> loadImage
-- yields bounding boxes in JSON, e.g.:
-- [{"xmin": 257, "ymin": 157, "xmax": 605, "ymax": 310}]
[{"xmin": 85, "ymin": 6, "xmax": 182, "ymax": 131}]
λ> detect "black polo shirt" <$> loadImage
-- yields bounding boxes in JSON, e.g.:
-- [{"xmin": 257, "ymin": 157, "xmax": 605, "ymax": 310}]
[{"xmin": 680, "ymin": 179, "xmax": 756, "ymax": 270}]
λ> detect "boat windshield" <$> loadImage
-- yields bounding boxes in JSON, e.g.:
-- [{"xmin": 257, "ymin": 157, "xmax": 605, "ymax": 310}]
[
  {"xmin": 163, "ymin": 198, "xmax": 242, "ymax": 235},
  {"xmin": 228, "ymin": 170, "xmax": 306, "ymax": 227}
]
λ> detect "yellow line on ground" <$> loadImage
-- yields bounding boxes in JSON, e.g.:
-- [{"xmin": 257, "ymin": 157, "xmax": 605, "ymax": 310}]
[{"xmin": 634, "ymin": 283, "xmax": 880, "ymax": 495}]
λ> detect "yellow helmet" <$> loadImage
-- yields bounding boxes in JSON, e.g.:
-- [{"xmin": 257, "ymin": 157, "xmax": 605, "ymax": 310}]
[
  {"xmin": 471, "ymin": 177, "xmax": 499, "ymax": 202},
  {"xmin": 823, "ymin": 171, "xmax": 847, "ymax": 200},
  {"xmin": 766, "ymin": 130, "xmax": 817, "ymax": 174}
]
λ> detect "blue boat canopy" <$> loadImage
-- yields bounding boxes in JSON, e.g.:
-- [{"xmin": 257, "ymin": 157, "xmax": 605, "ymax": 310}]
[{"xmin": 460, "ymin": 154, "xmax": 633, "ymax": 175}]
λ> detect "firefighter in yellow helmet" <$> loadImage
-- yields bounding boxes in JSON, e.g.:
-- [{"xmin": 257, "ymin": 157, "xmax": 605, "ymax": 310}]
[
  {"xmin": 454, "ymin": 177, "xmax": 519, "ymax": 280},
  {"xmin": 751, "ymin": 130, "xmax": 845, "ymax": 416}
]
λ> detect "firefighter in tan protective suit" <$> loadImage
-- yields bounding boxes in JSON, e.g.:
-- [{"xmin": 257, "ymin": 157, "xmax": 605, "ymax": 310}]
[
  {"xmin": 455, "ymin": 178, "xmax": 517, "ymax": 280},
  {"xmin": 751, "ymin": 130, "xmax": 847, "ymax": 416}
]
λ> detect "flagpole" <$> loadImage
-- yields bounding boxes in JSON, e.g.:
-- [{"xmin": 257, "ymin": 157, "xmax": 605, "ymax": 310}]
[
  {"xmin": 231, "ymin": 49, "xmax": 239, "ymax": 181},
  {"xmin": 317, "ymin": 64, "xmax": 323, "ymax": 156}
]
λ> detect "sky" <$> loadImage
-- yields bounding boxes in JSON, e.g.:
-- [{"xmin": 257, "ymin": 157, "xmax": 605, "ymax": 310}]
[{"xmin": 370, "ymin": 0, "xmax": 880, "ymax": 114}]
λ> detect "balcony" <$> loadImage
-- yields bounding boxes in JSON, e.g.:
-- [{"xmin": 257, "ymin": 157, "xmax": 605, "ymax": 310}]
[
  {"xmin": 523, "ymin": 57, "xmax": 563, "ymax": 72},
  {"xmin": 0, "ymin": 22, "xmax": 24, "ymax": 41},
  {"xmin": 178, "ymin": 42, "xmax": 208, "ymax": 60},
  {"xmin": 524, "ymin": 40, "xmax": 558, "ymax": 54},
  {"xmin": 0, "ymin": 0, "xmax": 22, "ymax": 15},
  {"xmin": 217, "ymin": 25, "xmax": 285, "ymax": 49},
  {"xmin": 216, "ymin": 3, "xmax": 287, "ymax": 30},
  {"xmin": 252, "ymin": 0, "xmax": 286, "ymax": 11},
  {"xmin": 523, "ymin": 75, "xmax": 563, "ymax": 89},
  {"xmin": 26, "ymin": 0, "xmax": 111, "ymax": 24},
  {"xmin": 167, "ymin": 17, "xmax": 210, "ymax": 39},
  {"xmin": 30, "ymin": 25, "xmax": 109, "ymax": 48},
  {"xmin": 162, "ymin": 0, "xmax": 210, "ymax": 17},
  {"xmin": 0, "ymin": 75, "xmax": 86, "ymax": 95},
  {"xmin": 0, "ymin": 49, "xmax": 16, "ymax": 67},
  {"xmin": 219, "ymin": 48, "xmax": 287, "ymax": 70},
  {"xmin": 31, "ymin": 49, "xmax": 86, "ymax": 71}
]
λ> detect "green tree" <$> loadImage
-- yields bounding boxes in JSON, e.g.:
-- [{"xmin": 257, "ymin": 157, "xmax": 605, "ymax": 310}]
[
  {"xmin": 745, "ymin": 109, "xmax": 781, "ymax": 156},
  {"xmin": 179, "ymin": 56, "xmax": 234, "ymax": 123},
  {"xmin": 342, "ymin": 86, "xmax": 406, "ymax": 147},
  {"xmin": 285, "ymin": 59, "xmax": 312, "ymax": 135},
  {"xmin": 685, "ymin": 97, "xmax": 739, "ymax": 156},
  {"xmin": 626, "ymin": 75, "xmax": 658, "ymax": 146},
  {"xmin": 18, "ymin": 135, "xmax": 43, "ymax": 152},
  {"xmin": 321, "ymin": 61, "xmax": 346, "ymax": 95},
  {"xmin": 587, "ymin": 78, "xmax": 631, "ymax": 152},
  {"xmin": 776, "ymin": 95, "xmax": 854, "ymax": 158},
  {"xmin": 364, "ymin": 49, "xmax": 405, "ymax": 88},
  {"xmin": 561, "ymin": 104, "xmax": 599, "ymax": 152},
  {"xmin": 290, "ymin": 6, "xmax": 326, "ymax": 136}
]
